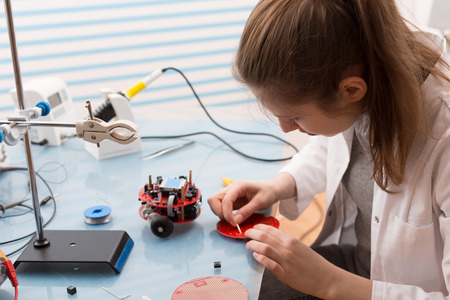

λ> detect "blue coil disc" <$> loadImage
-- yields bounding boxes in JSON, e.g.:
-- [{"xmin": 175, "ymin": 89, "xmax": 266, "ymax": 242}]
[{"xmin": 83, "ymin": 205, "xmax": 112, "ymax": 224}]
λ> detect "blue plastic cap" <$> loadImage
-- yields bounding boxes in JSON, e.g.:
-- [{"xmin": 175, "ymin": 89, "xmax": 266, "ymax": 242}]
[
  {"xmin": 84, "ymin": 205, "xmax": 112, "ymax": 219},
  {"xmin": 0, "ymin": 130, "xmax": 3, "ymax": 143},
  {"xmin": 36, "ymin": 101, "xmax": 51, "ymax": 116}
]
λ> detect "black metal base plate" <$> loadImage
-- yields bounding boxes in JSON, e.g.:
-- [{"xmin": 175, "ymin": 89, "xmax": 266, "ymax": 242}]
[{"xmin": 13, "ymin": 230, "xmax": 133, "ymax": 274}]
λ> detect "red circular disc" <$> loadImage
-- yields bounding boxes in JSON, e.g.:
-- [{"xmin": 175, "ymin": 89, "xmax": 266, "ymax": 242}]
[
  {"xmin": 216, "ymin": 213, "xmax": 280, "ymax": 239},
  {"xmin": 172, "ymin": 276, "xmax": 248, "ymax": 300}
]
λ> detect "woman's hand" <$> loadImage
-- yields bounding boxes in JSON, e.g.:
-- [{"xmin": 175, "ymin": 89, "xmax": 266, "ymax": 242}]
[
  {"xmin": 207, "ymin": 173, "xmax": 296, "ymax": 226},
  {"xmin": 245, "ymin": 224, "xmax": 373, "ymax": 299},
  {"xmin": 207, "ymin": 180, "xmax": 277, "ymax": 226}
]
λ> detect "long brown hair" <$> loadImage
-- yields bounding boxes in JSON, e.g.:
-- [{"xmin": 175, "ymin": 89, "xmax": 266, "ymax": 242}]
[{"xmin": 234, "ymin": 0, "xmax": 450, "ymax": 191}]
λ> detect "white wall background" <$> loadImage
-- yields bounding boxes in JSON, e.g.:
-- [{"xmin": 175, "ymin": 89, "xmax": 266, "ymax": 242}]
[
  {"xmin": 397, "ymin": 0, "xmax": 433, "ymax": 27},
  {"xmin": 0, "ymin": 0, "xmax": 447, "ymax": 124},
  {"xmin": 398, "ymin": 0, "xmax": 450, "ymax": 32},
  {"xmin": 0, "ymin": 0, "xmax": 260, "ymax": 121}
]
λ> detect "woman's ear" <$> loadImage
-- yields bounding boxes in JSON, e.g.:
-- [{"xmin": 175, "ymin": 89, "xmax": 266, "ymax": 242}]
[{"xmin": 338, "ymin": 76, "xmax": 367, "ymax": 104}]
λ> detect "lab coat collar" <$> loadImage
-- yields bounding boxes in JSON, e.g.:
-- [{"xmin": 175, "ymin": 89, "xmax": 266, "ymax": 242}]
[{"xmin": 417, "ymin": 31, "xmax": 449, "ymax": 108}]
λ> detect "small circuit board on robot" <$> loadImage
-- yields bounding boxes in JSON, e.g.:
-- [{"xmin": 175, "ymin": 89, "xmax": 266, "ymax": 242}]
[{"xmin": 160, "ymin": 178, "xmax": 186, "ymax": 191}]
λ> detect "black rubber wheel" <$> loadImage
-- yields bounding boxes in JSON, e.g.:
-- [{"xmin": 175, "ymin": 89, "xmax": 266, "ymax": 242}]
[{"xmin": 151, "ymin": 215, "xmax": 174, "ymax": 238}]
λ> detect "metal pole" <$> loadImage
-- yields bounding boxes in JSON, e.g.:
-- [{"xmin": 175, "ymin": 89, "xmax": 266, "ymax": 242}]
[
  {"xmin": 0, "ymin": 120, "xmax": 76, "ymax": 128},
  {"xmin": 3, "ymin": 0, "xmax": 49, "ymax": 247}
]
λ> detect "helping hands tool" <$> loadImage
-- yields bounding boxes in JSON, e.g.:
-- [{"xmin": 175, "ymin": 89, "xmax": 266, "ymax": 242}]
[
  {"xmin": 76, "ymin": 118, "xmax": 138, "ymax": 145},
  {"xmin": 0, "ymin": 100, "xmax": 139, "ymax": 147},
  {"xmin": 77, "ymin": 101, "xmax": 138, "ymax": 146},
  {"xmin": 2, "ymin": 0, "xmax": 134, "ymax": 275}
]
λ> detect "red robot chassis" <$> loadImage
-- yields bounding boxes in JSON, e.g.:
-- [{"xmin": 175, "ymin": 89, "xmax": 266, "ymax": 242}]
[{"xmin": 138, "ymin": 170, "xmax": 202, "ymax": 238}]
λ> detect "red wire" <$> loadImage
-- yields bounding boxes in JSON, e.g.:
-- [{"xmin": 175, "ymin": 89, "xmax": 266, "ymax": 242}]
[
  {"xmin": 1, "ymin": 259, "xmax": 19, "ymax": 300},
  {"xmin": 1, "ymin": 250, "xmax": 19, "ymax": 300},
  {"xmin": 2, "ymin": 260, "xmax": 18, "ymax": 287}
]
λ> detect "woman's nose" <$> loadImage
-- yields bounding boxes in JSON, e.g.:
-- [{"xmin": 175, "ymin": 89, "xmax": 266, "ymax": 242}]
[{"xmin": 278, "ymin": 118, "xmax": 299, "ymax": 133}]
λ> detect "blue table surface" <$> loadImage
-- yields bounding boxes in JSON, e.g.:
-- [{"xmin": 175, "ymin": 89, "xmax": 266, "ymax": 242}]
[{"xmin": 0, "ymin": 118, "xmax": 288, "ymax": 300}]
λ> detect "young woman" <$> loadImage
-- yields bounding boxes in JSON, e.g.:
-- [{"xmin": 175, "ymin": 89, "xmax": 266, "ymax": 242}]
[{"xmin": 207, "ymin": 0, "xmax": 450, "ymax": 299}]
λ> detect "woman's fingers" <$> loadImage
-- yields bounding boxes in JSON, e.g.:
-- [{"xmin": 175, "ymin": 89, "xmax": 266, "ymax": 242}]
[
  {"xmin": 221, "ymin": 182, "xmax": 256, "ymax": 225},
  {"xmin": 207, "ymin": 187, "xmax": 229, "ymax": 219},
  {"xmin": 245, "ymin": 224, "xmax": 289, "ymax": 275},
  {"xmin": 245, "ymin": 224, "xmax": 284, "ymax": 244},
  {"xmin": 252, "ymin": 250, "xmax": 286, "ymax": 277},
  {"xmin": 234, "ymin": 194, "xmax": 268, "ymax": 225},
  {"xmin": 246, "ymin": 224, "xmax": 307, "ymax": 277},
  {"xmin": 208, "ymin": 181, "xmax": 277, "ymax": 227}
]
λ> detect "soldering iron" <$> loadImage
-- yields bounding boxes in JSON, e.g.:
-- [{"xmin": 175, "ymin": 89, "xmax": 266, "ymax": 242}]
[
  {"xmin": 94, "ymin": 69, "xmax": 164, "ymax": 122},
  {"xmin": 94, "ymin": 67, "xmax": 299, "ymax": 162}
]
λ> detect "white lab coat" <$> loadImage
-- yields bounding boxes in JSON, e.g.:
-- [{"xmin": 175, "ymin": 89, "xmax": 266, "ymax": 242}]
[{"xmin": 278, "ymin": 33, "xmax": 450, "ymax": 299}]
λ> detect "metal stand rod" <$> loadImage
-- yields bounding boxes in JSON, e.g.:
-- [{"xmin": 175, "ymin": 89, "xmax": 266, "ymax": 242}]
[
  {"xmin": 3, "ymin": 0, "xmax": 49, "ymax": 247},
  {"xmin": 0, "ymin": 120, "xmax": 76, "ymax": 128}
]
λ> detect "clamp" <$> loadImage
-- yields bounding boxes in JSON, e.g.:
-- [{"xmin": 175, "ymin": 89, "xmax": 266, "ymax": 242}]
[
  {"xmin": 0, "ymin": 101, "xmax": 50, "ymax": 146},
  {"xmin": 76, "ymin": 118, "xmax": 138, "ymax": 145},
  {"xmin": 0, "ymin": 101, "xmax": 139, "ymax": 146},
  {"xmin": 76, "ymin": 100, "xmax": 138, "ymax": 146}
]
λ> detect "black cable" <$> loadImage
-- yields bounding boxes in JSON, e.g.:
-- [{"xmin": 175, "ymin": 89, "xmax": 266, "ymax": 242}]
[
  {"xmin": 0, "ymin": 204, "xmax": 33, "ymax": 218},
  {"xmin": 142, "ymin": 131, "xmax": 286, "ymax": 162},
  {"xmin": 140, "ymin": 67, "xmax": 299, "ymax": 162},
  {"xmin": 36, "ymin": 162, "xmax": 68, "ymax": 185},
  {"xmin": 0, "ymin": 167, "xmax": 57, "ymax": 257}
]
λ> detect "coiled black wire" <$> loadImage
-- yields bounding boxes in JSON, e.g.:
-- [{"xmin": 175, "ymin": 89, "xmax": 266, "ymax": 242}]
[{"xmin": 141, "ymin": 67, "xmax": 299, "ymax": 162}]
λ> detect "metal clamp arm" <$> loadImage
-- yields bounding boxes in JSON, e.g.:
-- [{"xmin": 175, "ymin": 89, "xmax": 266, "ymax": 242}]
[{"xmin": 76, "ymin": 118, "xmax": 139, "ymax": 145}]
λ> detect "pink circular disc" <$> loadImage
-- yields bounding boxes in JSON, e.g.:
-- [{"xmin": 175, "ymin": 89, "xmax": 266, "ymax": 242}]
[
  {"xmin": 216, "ymin": 213, "xmax": 280, "ymax": 239},
  {"xmin": 172, "ymin": 276, "xmax": 248, "ymax": 300}
]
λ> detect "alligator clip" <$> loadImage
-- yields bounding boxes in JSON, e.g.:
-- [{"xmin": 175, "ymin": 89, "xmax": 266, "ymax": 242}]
[{"xmin": 76, "ymin": 118, "xmax": 138, "ymax": 145}]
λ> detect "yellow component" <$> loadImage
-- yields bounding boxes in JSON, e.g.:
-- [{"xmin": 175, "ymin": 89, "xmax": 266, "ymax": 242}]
[
  {"xmin": 124, "ymin": 81, "xmax": 146, "ymax": 99},
  {"xmin": 0, "ymin": 249, "xmax": 7, "ymax": 260},
  {"xmin": 222, "ymin": 177, "xmax": 234, "ymax": 186}
]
